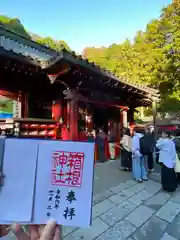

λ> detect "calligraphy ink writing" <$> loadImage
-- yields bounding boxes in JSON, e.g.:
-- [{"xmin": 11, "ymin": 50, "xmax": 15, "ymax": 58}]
[
  {"xmin": 46, "ymin": 189, "xmax": 61, "ymax": 217},
  {"xmin": 48, "ymin": 190, "xmax": 54, "ymax": 201},
  {"xmin": 66, "ymin": 190, "xmax": 76, "ymax": 203},
  {"xmin": 46, "ymin": 190, "xmax": 54, "ymax": 217},
  {"xmin": 54, "ymin": 189, "xmax": 61, "ymax": 209},
  {"xmin": 46, "ymin": 205, "xmax": 52, "ymax": 217},
  {"xmin": 52, "ymin": 151, "xmax": 85, "ymax": 187},
  {"xmin": 63, "ymin": 207, "xmax": 75, "ymax": 220},
  {"xmin": 63, "ymin": 190, "xmax": 76, "ymax": 220}
]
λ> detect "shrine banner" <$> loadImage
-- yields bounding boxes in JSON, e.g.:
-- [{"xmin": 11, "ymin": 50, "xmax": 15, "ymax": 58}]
[{"xmin": 0, "ymin": 138, "xmax": 95, "ymax": 228}]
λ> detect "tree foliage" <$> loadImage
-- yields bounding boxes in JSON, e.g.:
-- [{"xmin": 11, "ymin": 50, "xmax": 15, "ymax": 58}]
[
  {"xmin": 35, "ymin": 36, "xmax": 71, "ymax": 51},
  {"xmin": 0, "ymin": 15, "xmax": 71, "ymax": 51},
  {"xmin": 83, "ymin": 0, "xmax": 180, "ymax": 115},
  {"xmin": 0, "ymin": 15, "xmax": 31, "ymax": 39}
]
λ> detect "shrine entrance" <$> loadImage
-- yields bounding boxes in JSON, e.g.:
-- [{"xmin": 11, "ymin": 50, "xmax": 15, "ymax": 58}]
[{"xmin": 93, "ymin": 105, "xmax": 120, "ymax": 133}]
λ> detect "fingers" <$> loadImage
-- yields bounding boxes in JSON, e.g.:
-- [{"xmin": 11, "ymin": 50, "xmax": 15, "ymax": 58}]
[
  {"xmin": 53, "ymin": 226, "xmax": 61, "ymax": 240},
  {"xmin": 0, "ymin": 225, "xmax": 10, "ymax": 237},
  {"xmin": 38, "ymin": 225, "xmax": 46, "ymax": 237},
  {"xmin": 28, "ymin": 223, "xmax": 60, "ymax": 240},
  {"xmin": 12, "ymin": 223, "xmax": 29, "ymax": 240},
  {"xmin": 27, "ymin": 225, "xmax": 40, "ymax": 240},
  {"xmin": 28, "ymin": 224, "xmax": 45, "ymax": 240},
  {"xmin": 40, "ymin": 220, "xmax": 57, "ymax": 240},
  {"xmin": 10, "ymin": 222, "xmax": 61, "ymax": 240}
]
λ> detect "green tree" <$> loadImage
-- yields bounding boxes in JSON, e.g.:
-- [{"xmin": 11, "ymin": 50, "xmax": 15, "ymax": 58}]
[
  {"xmin": 0, "ymin": 15, "xmax": 30, "ymax": 38},
  {"xmin": 82, "ymin": 0, "xmax": 180, "ymax": 115},
  {"xmin": 35, "ymin": 37, "xmax": 71, "ymax": 51},
  {"xmin": 0, "ymin": 15, "xmax": 71, "ymax": 52}
]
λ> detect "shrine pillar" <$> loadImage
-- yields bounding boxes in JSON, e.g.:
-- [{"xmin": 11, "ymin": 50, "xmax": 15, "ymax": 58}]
[
  {"xmin": 52, "ymin": 100, "xmax": 64, "ymax": 139},
  {"xmin": 117, "ymin": 108, "xmax": 128, "ymax": 155},
  {"xmin": 128, "ymin": 108, "xmax": 135, "ymax": 126},
  {"xmin": 52, "ymin": 100, "xmax": 63, "ymax": 121},
  {"xmin": 120, "ymin": 109, "xmax": 128, "ymax": 129},
  {"xmin": 69, "ymin": 99, "xmax": 78, "ymax": 141},
  {"xmin": 64, "ymin": 89, "xmax": 79, "ymax": 141}
]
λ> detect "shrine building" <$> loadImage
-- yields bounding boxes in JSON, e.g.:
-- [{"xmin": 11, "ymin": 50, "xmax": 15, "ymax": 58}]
[{"xmin": 0, "ymin": 26, "xmax": 159, "ymax": 160}]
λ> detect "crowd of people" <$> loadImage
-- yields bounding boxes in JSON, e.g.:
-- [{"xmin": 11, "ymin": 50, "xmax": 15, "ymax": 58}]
[
  {"xmin": 87, "ymin": 125, "xmax": 180, "ymax": 193},
  {"xmin": 120, "ymin": 126, "xmax": 180, "ymax": 192}
]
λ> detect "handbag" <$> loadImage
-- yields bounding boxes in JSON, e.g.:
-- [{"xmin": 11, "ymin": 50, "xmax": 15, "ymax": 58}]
[{"xmin": 175, "ymin": 153, "xmax": 180, "ymax": 173}]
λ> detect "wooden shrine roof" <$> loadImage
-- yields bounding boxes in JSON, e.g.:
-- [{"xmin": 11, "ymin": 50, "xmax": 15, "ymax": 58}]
[{"xmin": 0, "ymin": 26, "xmax": 159, "ymax": 106}]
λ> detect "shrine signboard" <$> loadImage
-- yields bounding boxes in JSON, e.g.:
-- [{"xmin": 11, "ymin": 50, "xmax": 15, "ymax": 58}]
[
  {"xmin": 0, "ymin": 95, "xmax": 21, "ymax": 118},
  {"xmin": 0, "ymin": 139, "xmax": 95, "ymax": 228}
]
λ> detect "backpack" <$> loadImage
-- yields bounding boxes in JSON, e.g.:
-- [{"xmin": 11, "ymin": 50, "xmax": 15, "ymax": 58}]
[{"xmin": 139, "ymin": 135, "xmax": 153, "ymax": 155}]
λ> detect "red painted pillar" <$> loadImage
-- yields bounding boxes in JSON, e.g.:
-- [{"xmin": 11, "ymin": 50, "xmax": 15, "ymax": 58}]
[
  {"xmin": 64, "ymin": 89, "xmax": 83, "ymax": 141},
  {"xmin": 52, "ymin": 100, "xmax": 63, "ymax": 139},
  {"xmin": 52, "ymin": 100, "xmax": 63, "ymax": 121},
  {"xmin": 69, "ymin": 99, "xmax": 78, "ymax": 141},
  {"xmin": 128, "ymin": 108, "xmax": 135, "ymax": 126}
]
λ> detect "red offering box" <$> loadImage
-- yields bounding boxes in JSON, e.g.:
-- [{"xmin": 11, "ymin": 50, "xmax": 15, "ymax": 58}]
[
  {"xmin": 39, "ymin": 124, "xmax": 47, "ymax": 129},
  {"xmin": 29, "ymin": 124, "xmax": 38, "ymax": 129},
  {"xmin": 48, "ymin": 130, "xmax": 55, "ymax": 136},
  {"xmin": 39, "ymin": 130, "xmax": 47, "ymax": 136},
  {"xmin": 28, "ymin": 131, "xmax": 38, "ymax": 136},
  {"xmin": 21, "ymin": 124, "xmax": 29, "ymax": 129},
  {"xmin": 47, "ymin": 124, "xmax": 56, "ymax": 129}
]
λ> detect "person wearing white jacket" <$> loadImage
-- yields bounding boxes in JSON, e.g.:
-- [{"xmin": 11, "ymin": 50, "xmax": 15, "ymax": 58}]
[{"xmin": 156, "ymin": 131, "xmax": 177, "ymax": 192}]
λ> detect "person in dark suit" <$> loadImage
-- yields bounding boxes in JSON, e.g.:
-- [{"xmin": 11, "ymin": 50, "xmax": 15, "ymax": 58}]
[
  {"xmin": 144, "ymin": 127, "xmax": 155, "ymax": 172},
  {"xmin": 95, "ymin": 128, "xmax": 107, "ymax": 162}
]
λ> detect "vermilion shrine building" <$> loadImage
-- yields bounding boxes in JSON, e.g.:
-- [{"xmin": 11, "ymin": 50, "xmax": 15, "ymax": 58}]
[{"xmin": 0, "ymin": 26, "xmax": 159, "ymax": 159}]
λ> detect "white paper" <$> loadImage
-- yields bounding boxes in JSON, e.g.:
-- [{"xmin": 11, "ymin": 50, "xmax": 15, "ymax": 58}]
[
  {"xmin": 32, "ymin": 140, "xmax": 95, "ymax": 228},
  {"xmin": 0, "ymin": 138, "xmax": 38, "ymax": 222}
]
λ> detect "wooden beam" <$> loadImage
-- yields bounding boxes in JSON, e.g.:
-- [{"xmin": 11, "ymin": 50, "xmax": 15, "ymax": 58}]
[{"xmin": 79, "ymin": 99, "xmax": 129, "ymax": 110}]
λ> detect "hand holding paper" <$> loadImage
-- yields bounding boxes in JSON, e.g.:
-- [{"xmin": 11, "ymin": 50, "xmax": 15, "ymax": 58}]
[
  {"xmin": 12, "ymin": 221, "xmax": 61, "ymax": 240},
  {"xmin": 0, "ymin": 221, "xmax": 61, "ymax": 240},
  {"xmin": 0, "ymin": 139, "xmax": 95, "ymax": 228}
]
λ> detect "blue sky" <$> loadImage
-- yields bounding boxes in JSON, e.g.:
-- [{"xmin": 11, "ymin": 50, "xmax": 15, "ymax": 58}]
[{"xmin": 1, "ymin": 0, "xmax": 172, "ymax": 53}]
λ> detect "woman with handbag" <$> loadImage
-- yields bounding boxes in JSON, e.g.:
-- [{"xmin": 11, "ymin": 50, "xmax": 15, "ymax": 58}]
[{"xmin": 156, "ymin": 131, "xmax": 177, "ymax": 192}]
